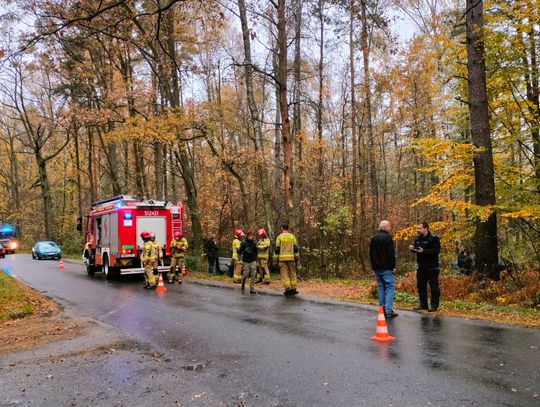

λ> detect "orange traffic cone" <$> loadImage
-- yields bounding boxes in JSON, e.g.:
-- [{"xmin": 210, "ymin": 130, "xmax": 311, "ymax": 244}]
[
  {"xmin": 58, "ymin": 259, "xmax": 64, "ymax": 270},
  {"xmin": 370, "ymin": 306, "xmax": 395, "ymax": 342},
  {"xmin": 156, "ymin": 273, "xmax": 167, "ymax": 293}
]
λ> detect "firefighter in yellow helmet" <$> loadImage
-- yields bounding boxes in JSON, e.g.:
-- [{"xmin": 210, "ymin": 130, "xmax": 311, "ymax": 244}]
[
  {"xmin": 232, "ymin": 229, "xmax": 244, "ymax": 283},
  {"xmin": 256, "ymin": 228, "xmax": 271, "ymax": 284},
  {"xmin": 168, "ymin": 231, "xmax": 188, "ymax": 283},
  {"xmin": 275, "ymin": 223, "xmax": 300, "ymax": 296},
  {"xmin": 140, "ymin": 230, "xmax": 157, "ymax": 288}
]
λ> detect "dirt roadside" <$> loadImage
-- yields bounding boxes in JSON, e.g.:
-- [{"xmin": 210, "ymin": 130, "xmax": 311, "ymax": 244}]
[{"xmin": 0, "ymin": 282, "xmax": 82, "ymax": 355}]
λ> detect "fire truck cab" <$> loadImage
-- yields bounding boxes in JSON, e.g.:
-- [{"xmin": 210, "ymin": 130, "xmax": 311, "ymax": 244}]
[{"xmin": 83, "ymin": 195, "xmax": 185, "ymax": 279}]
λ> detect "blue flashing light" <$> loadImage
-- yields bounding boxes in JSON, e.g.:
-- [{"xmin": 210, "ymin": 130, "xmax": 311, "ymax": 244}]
[
  {"xmin": 116, "ymin": 203, "xmax": 124, "ymax": 208},
  {"xmin": 1, "ymin": 225, "xmax": 13, "ymax": 233},
  {"xmin": 124, "ymin": 212, "xmax": 133, "ymax": 220}
]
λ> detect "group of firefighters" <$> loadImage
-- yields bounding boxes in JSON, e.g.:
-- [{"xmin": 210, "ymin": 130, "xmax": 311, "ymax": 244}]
[
  {"xmin": 138, "ymin": 223, "xmax": 300, "ymax": 296},
  {"xmin": 232, "ymin": 223, "xmax": 300, "ymax": 296},
  {"xmin": 139, "ymin": 230, "xmax": 189, "ymax": 288}
]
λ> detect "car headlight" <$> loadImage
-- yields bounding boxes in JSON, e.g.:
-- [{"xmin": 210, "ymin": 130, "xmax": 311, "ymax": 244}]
[{"xmin": 9, "ymin": 242, "xmax": 17, "ymax": 249}]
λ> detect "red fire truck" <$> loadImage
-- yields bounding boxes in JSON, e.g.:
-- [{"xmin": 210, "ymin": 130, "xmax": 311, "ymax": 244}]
[{"xmin": 82, "ymin": 195, "xmax": 185, "ymax": 279}]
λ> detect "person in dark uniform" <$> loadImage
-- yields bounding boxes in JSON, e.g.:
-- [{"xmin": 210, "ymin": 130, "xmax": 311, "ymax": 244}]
[
  {"xmin": 457, "ymin": 249, "xmax": 473, "ymax": 275},
  {"xmin": 204, "ymin": 236, "xmax": 219, "ymax": 276},
  {"xmin": 238, "ymin": 231, "xmax": 258, "ymax": 294},
  {"xmin": 409, "ymin": 221, "xmax": 441, "ymax": 312}
]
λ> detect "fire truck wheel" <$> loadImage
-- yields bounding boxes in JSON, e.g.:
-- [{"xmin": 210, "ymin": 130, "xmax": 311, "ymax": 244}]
[{"xmin": 103, "ymin": 255, "xmax": 119, "ymax": 280}]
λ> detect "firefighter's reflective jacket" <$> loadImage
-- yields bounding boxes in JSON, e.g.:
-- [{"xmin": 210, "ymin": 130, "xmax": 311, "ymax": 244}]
[
  {"xmin": 170, "ymin": 238, "xmax": 188, "ymax": 258},
  {"xmin": 232, "ymin": 238, "xmax": 242, "ymax": 260},
  {"xmin": 275, "ymin": 232, "xmax": 299, "ymax": 262},
  {"xmin": 257, "ymin": 238, "xmax": 271, "ymax": 259},
  {"xmin": 141, "ymin": 241, "xmax": 156, "ymax": 263},
  {"xmin": 151, "ymin": 241, "xmax": 163, "ymax": 260}
]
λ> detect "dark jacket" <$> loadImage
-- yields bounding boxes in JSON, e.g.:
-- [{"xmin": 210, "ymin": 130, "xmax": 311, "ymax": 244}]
[
  {"xmin": 204, "ymin": 239, "xmax": 219, "ymax": 260},
  {"xmin": 412, "ymin": 232, "xmax": 440, "ymax": 268},
  {"xmin": 238, "ymin": 239, "xmax": 258, "ymax": 263},
  {"xmin": 369, "ymin": 229, "xmax": 396, "ymax": 272}
]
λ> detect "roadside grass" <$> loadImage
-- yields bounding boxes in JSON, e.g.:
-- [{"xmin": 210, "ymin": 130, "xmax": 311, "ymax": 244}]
[
  {"xmin": 0, "ymin": 271, "xmax": 35, "ymax": 322},
  {"xmin": 61, "ymin": 253, "xmax": 84, "ymax": 261}
]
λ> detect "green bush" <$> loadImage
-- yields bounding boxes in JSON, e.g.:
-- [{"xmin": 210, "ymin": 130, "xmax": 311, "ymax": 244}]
[
  {"xmin": 185, "ymin": 255, "xmax": 203, "ymax": 272},
  {"xmin": 56, "ymin": 229, "xmax": 84, "ymax": 255}
]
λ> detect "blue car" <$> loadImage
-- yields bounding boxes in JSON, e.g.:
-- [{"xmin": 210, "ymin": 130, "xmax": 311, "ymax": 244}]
[{"xmin": 32, "ymin": 241, "xmax": 62, "ymax": 260}]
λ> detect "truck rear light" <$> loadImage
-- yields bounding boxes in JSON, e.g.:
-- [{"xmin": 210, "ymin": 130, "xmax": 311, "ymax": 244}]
[{"xmin": 121, "ymin": 245, "xmax": 135, "ymax": 255}]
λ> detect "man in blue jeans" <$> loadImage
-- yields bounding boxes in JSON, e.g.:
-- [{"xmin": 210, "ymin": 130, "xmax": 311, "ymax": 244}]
[{"xmin": 369, "ymin": 220, "xmax": 398, "ymax": 318}]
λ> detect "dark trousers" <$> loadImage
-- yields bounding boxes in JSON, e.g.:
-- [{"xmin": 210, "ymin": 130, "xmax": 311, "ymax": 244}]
[
  {"xmin": 417, "ymin": 266, "xmax": 440, "ymax": 308},
  {"xmin": 207, "ymin": 257, "xmax": 217, "ymax": 275}
]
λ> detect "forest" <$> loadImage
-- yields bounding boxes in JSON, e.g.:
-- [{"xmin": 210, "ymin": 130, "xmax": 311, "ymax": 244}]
[{"xmin": 0, "ymin": 0, "xmax": 538, "ymax": 281}]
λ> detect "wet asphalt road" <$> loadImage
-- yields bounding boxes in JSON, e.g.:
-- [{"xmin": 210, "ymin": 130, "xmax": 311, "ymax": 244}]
[{"xmin": 1, "ymin": 254, "xmax": 539, "ymax": 406}]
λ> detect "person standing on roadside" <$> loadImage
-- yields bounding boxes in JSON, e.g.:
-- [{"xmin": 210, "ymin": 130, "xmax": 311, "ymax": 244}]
[
  {"xmin": 204, "ymin": 236, "xmax": 219, "ymax": 276},
  {"xmin": 149, "ymin": 232, "xmax": 163, "ymax": 279},
  {"xmin": 232, "ymin": 229, "xmax": 244, "ymax": 283},
  {"xmin": 140, "ymin": 231, "xmax": 157, "ymax": 289},
  {"xmin": 168, "ymin": 231, "xmax": 188, "ymax": 284},
  {"xmin": 275, "ymin": 223, "xmax": 300, "ymax": 296},
  {"xmin": 369, "ymin": 220, "xmax": 398, "ymax": 318},
  {"xmin": 238, "ymin": 231, "xmax": 258, "ymax": 294},
  {"xmin": 256, "ymin": 228, "xmax": 271, "ymax": 284},
  {"xmin": 409, "ymin": 221, "xmax": 441, "ymax": 312}
]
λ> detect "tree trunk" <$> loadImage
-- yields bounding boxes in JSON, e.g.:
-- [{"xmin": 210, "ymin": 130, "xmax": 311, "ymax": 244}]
[
  {"xmin": 273, "ymin": 39, "xmax": 283, "ymax": 224},
  {"xmin": 292, "ymin": 0, "xmax": 303, "ymax": 161},
  {"xmin": 238, "ymin": 0, "xmax": 275, "ymax": 238},
  {"xmin": 524, "ymin": 27, "xmax": 540, "ymax": 191},
  {"xmin": 7, "ymin": 127, "xmax": 20, "ymax": 222},
  {"xmin": 164, "ymin": 4, "xmax": 202, "ymax": 254},
  {"xmin": 154, "ymin": 141, "xmax": 164, "ymax": 200},
  {"xmin": 133, "ymin": 142, "xmax": 146, "ymax": 198},
  {"xmin": 349, "ymin": 0, "xmax": 359, "ymax": 260},
  {"xmin": 360, "ymin": 0, "xmax": 378, "ymax": 225},
  {"xmin": 277, "ymin": 0, "xmax": 293, "ymax": 223},
  {"xmin": 466, "ymin": 0, "xmax": 499, "ymax": 280},
  {"xmin": 317, "ymin": 0, "xmax": 324, "ymax": 178},
  {"xmin": 74, "ymin": 127, "xmax": 83, "ymax": 219},
  {"xmin": 97, "ymin": 126, "xmax": 121, "ymax": 196},
  {"xmin": 174, "ymin": 148, "xmax": 202, "ymax": 251},
  {"xmin": 87, "ymin": 127, "xmax": 97, "ymax": 202},
  {"xmin": 36, "ymin": 152, "xmax": 55, "ymax": 240}
]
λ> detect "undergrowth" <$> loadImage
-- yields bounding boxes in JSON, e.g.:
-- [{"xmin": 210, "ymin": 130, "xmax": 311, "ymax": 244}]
[{"xmin": 0, "ymin": 271, "xmax": 34, "ymax": 321}]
